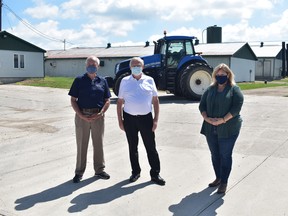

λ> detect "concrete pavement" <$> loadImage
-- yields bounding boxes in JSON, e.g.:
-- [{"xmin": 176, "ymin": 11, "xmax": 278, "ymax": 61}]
[{"xmin": 0, "ymin": 84, "xmax": 288, "ymax": 216}]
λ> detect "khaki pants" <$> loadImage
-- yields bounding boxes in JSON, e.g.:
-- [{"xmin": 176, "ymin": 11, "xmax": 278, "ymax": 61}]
[{"xmin": 74, "ymin": 114, "xmax": 105, "ymax": 176}]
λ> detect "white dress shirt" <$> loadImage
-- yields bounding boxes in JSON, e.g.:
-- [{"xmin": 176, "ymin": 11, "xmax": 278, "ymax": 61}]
[{"xmin": 118, "ymin": 74, "xmax": 158, "ymax": 115}]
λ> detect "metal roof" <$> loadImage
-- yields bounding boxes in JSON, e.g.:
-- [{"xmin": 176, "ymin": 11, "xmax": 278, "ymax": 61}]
[
  {"xmin": 46, "ymin": 45, "xmax": 154, "ymax": 59},
  {"xmin": 194, "ymin": 42, "xmax": 247, "ymax": 56},
  {"xmin": 250, "ymin": 45, "xmax": 283, "ymax": 58},
  {"xmin": 46, "ymin": 42, "xmax": 270, "ymax": 60},
  {"xmin": 0, "ymin": 31, "xmax": 46, "ymax": 52},
  {"xmin": 46, "ymin": 42, "xmax": 249, "ymax": 59}
]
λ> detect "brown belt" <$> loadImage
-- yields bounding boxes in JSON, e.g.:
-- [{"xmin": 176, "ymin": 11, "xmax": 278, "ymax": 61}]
[{"xmin": 81, "ymin": 108, "xmax": 100, "ymax": 115}]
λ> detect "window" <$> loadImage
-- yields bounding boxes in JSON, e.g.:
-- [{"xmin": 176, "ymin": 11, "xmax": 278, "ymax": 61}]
[
  {"xmin": 185, "ymin": 41, "xmax": 193, "ymax": 55},
  {"xmin": 13, "ymin": 54, "xmax": 25, "ymax": 69},
  {"xmin": 168, "ymin": 41, "xmax": 184, "ymax": 53},
  {"xmin": 167, "ymin": 41, "xmax": 185, "ymax": 68},
  {"xmin": 14, "ymin": 54, "xmax": 18, "ymax": 68},
  {"xmin": 20, "ymin": 55, "xmax": 24, "ymax": 68},
  {"xmin": 160, "ymin": 43, "xmax": 166, "ymax": 55}
]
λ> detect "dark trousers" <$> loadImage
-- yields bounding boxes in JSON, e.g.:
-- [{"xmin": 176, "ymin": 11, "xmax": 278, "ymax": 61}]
[
  {"xmin": 206, "ymin": 131, "xmax": 239, "ymax": 184},
  {"xmin": 123, "ymin": 111, "xmax": 161, "ymax": 177}
]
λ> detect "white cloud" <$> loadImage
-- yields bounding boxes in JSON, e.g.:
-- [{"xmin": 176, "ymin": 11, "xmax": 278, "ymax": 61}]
[
  {"xmin": 24, "ymin": 3, "xmax": 59, "ymax": 19},
  {"xmin": 260, "ymin": 9, "xmax": 288, "ymax": 41},
  {"xmin": 4, "ymin": 0, "xmax": 287, "ymax": 50},
  {"xmin": 93, "ymin": 18, "xmax": 139, "ymax": 37},
  {"xmin": 222, "ymin": 8, "xmax": 288, "ymax": 43},
  {"xmin": 60, "ymin": 8, "xmax": 80, "ymax": 19}
]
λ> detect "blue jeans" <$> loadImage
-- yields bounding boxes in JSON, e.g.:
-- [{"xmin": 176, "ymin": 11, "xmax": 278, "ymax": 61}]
[{"xmin": 206, "ymin": 130, "xmax": 239, "ymax": 184}]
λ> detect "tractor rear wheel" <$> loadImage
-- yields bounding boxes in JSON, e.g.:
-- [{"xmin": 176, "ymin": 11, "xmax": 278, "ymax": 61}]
[
  {"xmin": 113, "ymin": 72, "xmax": 130, "ymax": 96},
  {"xmin": 180, "ymin": 63, "xmax": 212, "ymax": 100}
]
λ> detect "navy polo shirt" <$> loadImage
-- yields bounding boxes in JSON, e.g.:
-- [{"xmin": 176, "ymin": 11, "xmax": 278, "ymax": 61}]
[{"xmin": 68, "ymin": 73, "xmax": 111, "ymax": 109}]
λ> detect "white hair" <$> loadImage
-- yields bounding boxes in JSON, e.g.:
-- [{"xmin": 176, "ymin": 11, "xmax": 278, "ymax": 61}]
[
  {"xmin": 85, "ymin": 55, "xmax": 100, "ymax": 65},
  {"xmin": 129, "ymin": 57, "xmax": 144, "ymax": 67}
]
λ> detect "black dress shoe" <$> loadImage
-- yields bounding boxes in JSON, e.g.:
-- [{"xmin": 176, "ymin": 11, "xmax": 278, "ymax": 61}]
[
  {"xmin": 208, "ymin": 178, "xmax": 221, "ymax": 187},
  {"xmin": 217, "ymin": 183, "xmax": 227, "ymax": 194},
  {"xmin": 129, "ymin": 174, "xmax": 140, "ymax": 182},
  {"xmin": 95, "ymin": 171, "xmax": 110, "ymax": 180},
  {"xmin": 151, "ymin": 175, "xmax": 166, "ymax": 186},
  {"xmin": 72, "ymin": 174, "xmax": 82, "ymax": 183}
]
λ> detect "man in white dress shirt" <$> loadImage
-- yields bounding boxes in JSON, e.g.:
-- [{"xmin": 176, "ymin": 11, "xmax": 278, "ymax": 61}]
[{"xmin": 116, "ymin": 57, "xmax": 165, "ymax": 186}]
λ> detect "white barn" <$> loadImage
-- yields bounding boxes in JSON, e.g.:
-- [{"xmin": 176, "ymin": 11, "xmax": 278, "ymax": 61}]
[
  {"xmin": 0, "ymin": 31, "xmax": 46, "ymax": 84},
  {"xmin": 195, "ymin": 42, "xmax": 257, "ymax": 82},
  {"xmin": 250, "ymin": 43, "xmax": 284, "ymax": 80},
  {"xmin": 45, "ymin": 44, "xmax": 154, "ymax": 78}
]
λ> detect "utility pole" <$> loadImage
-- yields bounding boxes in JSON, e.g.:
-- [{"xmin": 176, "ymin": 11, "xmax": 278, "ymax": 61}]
[
  {"xmin": 282, "ymin": 42, "xmax": 286, "ymax": 78},
  {"xmin": 0, "ymin": 0, "xmax": 2, "ymax": 31},
  {"xmin": 286, "ymin": 44, "xmax": 288, "ymax": 77}
]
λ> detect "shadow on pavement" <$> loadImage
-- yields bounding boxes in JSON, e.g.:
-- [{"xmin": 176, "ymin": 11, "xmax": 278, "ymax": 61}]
[
  {"xmin": 68, "ymin": 180, "xmax": 152, "ymax": 213},
  {"xmin": 158, "ymin": 95, "xmax": 199, "ymax": 104},
  {"xmin": 14, "ymin": 177, "xmax": 96, "ymax": 211},
  {"xmin": 169, "ymin": 187, "xmax": 224, "ymax": 216}
]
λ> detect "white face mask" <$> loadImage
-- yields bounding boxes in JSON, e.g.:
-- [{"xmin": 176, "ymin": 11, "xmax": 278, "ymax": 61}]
[{"xmin": 131, "ymin": 66, "xmax": 142, "ymax": 76}]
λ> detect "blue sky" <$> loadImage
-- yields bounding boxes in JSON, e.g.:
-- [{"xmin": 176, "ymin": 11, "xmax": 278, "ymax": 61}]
[{"xmin": 1, "ymin": 0, "xmax": 288, "ymax": 50}]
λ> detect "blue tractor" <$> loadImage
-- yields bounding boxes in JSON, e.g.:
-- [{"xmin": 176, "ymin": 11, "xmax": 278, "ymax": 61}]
[{"xmin": 109, "ymin": 33, "xmax": 213, "ymax": 100}]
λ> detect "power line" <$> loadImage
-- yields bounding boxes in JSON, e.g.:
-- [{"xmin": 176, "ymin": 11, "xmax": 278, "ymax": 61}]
[
  {"xmin": 3, "ymin": 3, "xmax": 62, "ymax": 42},
  {"xmin": 2, "ymin": 2, "xmax": 75, "ymax": 48},
  {"xmin": 2, "ymin": 4, "xmax": 13, "ymax": 31}
]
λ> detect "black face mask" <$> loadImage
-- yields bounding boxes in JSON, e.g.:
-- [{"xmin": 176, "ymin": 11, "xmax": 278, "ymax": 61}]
[{"xmin": 216, "ymin": 75, "xmax": 228, "ymax": 84}]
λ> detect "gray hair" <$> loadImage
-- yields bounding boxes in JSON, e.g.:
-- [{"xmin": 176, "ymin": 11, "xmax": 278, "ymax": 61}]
[
  {"xmin": 85, "ymin": 55, "xmax": 100, "ymax": 66},
  {"xmin": 129, "ymin": 57, "xmax": 144, "ymax": 67}
]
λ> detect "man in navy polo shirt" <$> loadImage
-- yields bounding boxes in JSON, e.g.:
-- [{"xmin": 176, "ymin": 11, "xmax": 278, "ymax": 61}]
[{"xmin": 68, "ymin": 55, "xmax": 111, "ymax": 183}]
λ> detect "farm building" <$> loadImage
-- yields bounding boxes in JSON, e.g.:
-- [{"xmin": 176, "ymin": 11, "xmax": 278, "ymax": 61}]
[
  {"xmin": 0, "ymin": 31, "xmax": 46, "ymax": 84},
  {"xmin": 45, "ymin": 43, "xmax": 153, "ymax": 79},
  {"xmin": 45, "ymin": 41, "xmax": 258, "ymax": 83},
  {"xmin": 195, "ymin": 42, "xmax": 257, "ymax": 82},
  {"xmin": 250, "ymin": 43, "xmax": 285, "ymax": 80}
]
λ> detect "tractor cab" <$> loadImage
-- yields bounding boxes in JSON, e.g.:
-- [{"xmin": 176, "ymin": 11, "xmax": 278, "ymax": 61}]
[{"xmin": 154, "ymin": 35, "xmax": 197, "ymax": 69}]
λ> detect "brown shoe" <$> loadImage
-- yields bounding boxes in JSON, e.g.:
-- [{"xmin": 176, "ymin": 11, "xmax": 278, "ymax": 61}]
[
  {"xmin": 208, "ymin": 178, "xmax": 221, "ymax": 187},
  {"xmin": 217, "ymin": 183, "xmax": 227, "ymax": 194}
]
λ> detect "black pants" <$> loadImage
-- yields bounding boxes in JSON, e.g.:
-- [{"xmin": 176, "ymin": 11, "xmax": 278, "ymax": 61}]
[{"xmin": 123, "ymin": 111, "xmax": 161, "ymax": 177}]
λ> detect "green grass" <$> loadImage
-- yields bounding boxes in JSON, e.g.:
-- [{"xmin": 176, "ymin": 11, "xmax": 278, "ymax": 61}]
[
  {"xmin": 238, "ymin": 80, "xmax": 288, "ymax": 90},
  {"xmin": 16, "ymin": 76, "xmax": 75, "ymax": 89},
  {"xmin": 16, "ymin": 76, "xmax": 288, "ymax": 90}
]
